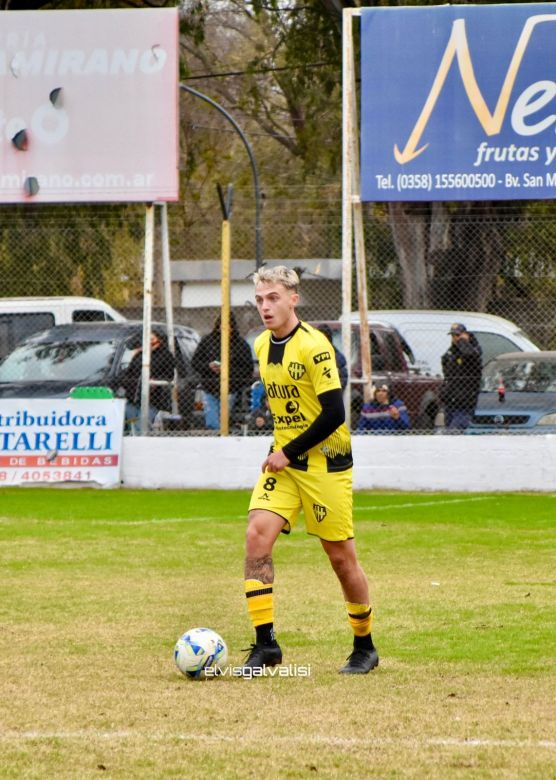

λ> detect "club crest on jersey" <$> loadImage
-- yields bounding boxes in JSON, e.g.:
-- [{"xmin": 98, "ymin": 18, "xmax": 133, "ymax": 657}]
[
  {"xmin": 313, "ymin": 351, "xmax": 331, "ymax": 364},
  {"xmin": 288, "ymin": 361, "xmax": 305, "ymax": 380},
  {"xmin": 313, "ymin": 503, "xmax": 327, "ymax": 523}
]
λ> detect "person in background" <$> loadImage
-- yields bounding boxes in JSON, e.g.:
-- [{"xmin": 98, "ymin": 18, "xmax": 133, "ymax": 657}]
[
  {"xmin": 247, "ymin": 391, "xmax": 273, "ymax": 434},
  {"xmin": 357, "ymin": 384, "xmax": 410, "ymax": 433},
  {"xmin": 192, "ymin": 312, "xmax": 254, "ymax": 430},
  {"xmin": 441, "ymin": 323, "xmax": 483, "ymax": 431},
  {"xmin": 317, "ymin": 324, "xmax": 348, "ymax": 390},
  {"xmin": 123, "ymin": 330, "xmax": 176, "ymax": 428}
]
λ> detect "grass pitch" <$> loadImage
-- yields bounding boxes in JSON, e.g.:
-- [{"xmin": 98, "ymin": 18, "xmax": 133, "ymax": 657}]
[{"xmin": 0, "ymin": 488, "xmax": 555, "ymax": 779}]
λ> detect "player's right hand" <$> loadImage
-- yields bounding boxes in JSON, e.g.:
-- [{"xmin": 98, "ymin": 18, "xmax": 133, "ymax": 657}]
[{"xmin": 262, "ymin": 449, "xmax": 290, "ymax": 473}]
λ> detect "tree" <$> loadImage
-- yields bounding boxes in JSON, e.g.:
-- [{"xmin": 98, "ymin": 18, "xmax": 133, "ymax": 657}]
[{"xmin": 179, "ymin": 0, "xmax": 556, "ymax": 318}]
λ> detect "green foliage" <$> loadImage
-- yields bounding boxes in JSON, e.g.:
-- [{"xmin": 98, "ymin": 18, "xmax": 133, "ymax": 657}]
[{"xmin": 0, "ymin": 204, "xmax": 145, "ymax": 304}]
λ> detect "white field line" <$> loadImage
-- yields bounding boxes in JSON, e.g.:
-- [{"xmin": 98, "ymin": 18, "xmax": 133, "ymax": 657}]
[
  {"xmin": 87, "ymin": 497, "xmax": 498, "ymax": 525},
  {"xmin": 93, "ymin": 499, "xmax": 492, "ymax": 525},
  {"xmin": 354, "ymin": 496, "xmax": 497, "ymax": 512},
  {"xmin": 0, "ymin": 731, "xmax": 554, "ymax": 751}
]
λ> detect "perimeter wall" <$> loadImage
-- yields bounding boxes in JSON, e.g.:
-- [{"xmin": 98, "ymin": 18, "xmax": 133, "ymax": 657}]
[{"xmin": 121, "ymin": 436, "xmax": 556, "ymax": 492}]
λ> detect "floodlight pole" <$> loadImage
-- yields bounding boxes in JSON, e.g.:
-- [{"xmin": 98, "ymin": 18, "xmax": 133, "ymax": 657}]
[{"xmin": 179, "ymin": 83, "xmax": 263, "ymax": 269}]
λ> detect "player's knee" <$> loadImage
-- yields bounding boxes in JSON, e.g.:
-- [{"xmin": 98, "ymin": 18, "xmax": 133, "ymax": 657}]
[
  {"xmin": 245, "ymin": 511, "xmax": 276, "ymax": 556},
  {"xmin": 332, "ymin": 557, "xmax": 352, "ymax": 581},
  {"xmin": 325, "ymin": 546, "xmax": 357, "ymax": 580}
]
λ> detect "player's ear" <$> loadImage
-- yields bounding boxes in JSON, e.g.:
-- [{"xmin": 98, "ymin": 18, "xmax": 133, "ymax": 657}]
[{"xmin": 291, "ymin": 291, "xmax": 300, "ymax": 306}]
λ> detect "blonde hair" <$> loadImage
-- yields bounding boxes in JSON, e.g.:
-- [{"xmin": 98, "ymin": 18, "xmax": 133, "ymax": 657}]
[{"xmin": 253, "ymin": 265, "xmax": 300, "ymax": 291}]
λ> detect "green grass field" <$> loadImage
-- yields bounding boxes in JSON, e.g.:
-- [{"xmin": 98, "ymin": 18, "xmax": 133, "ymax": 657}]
[{"xmin": 0, "ymin": 488, "xmax": 555, "ymax": 779}]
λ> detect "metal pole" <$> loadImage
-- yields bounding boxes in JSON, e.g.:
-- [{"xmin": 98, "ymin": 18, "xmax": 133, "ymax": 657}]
[
  {"xmin": 140, "ymin": 203, "xmax": 155, "ymax": 435},
  {"xmin": 347, "ymin": 14, "xmax": 372, "ymax": 405},
  {"xmin": 220, "ymin": 219, "xmax": 231, "ymax": 436},
  {"xmin": 159, "ymin": 201, "xmax": 179, "ymax": 415},
  {"xmin": 218, "ymin": 183, "xmax": 233, "ymax": 437},
  {"xmin": 179, "ymin": 83, "xmax": 263, "ymax": 269},
  {"xmin": 342, "ymin": 10, "xmax": 355, "ymax": 428}
]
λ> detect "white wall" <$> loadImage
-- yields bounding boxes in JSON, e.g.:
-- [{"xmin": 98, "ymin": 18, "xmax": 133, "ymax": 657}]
[{"xmin": 121, "ymin": 435, "xmax": 556, "ymax": 492}]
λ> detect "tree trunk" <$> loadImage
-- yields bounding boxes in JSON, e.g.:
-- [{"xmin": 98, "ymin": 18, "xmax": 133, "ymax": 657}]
[
  {"xmin": 429, "ymin": 202, "xmax": 505, "ymax": 311},
  {"xmin": 388, "ymin": 201, "xmax": 506, "ymax": 311},
  {"xmin": 387, "ymin": 202, "xmax": 431, "ymax": 307}
]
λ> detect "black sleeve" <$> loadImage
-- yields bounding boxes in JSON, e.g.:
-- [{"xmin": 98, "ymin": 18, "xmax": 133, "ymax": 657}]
[
  {"xmin": 160, "ymin": 348, "xmax": 176, "ymax": 380},
  {"xmin": 282, "ymin": 388, "xmax": 345, "ymax": 461},
  {"xmin": 458, "ymin": 339, "xmax": 482, "ymax": 359}
]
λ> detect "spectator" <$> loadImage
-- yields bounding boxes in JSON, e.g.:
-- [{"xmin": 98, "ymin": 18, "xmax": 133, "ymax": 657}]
[
  {"xmin": 441, "ymin": 323, "xmax": 483, "ymax": 431},
  {"xmin": 122, "ymin": 330, "xmax": 176, "ymax": 428},
  {"xmin": 247, "ymin": 392, "xmax": 273, "ymax": 434},
  {"xmin": 317, "ymin": 324, "xmax": 348, "ymax": 390},
  {"xmin": 192, "ymin": 313, "xmax": 254, "ymax": 430},
  {"xmin": 357, "ymin": 384, "xmax": 410, "ymax": 433}
]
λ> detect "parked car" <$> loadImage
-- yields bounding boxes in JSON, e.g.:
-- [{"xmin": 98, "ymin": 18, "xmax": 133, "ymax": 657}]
[
  {"xmin": 0, "ymin": 296, "xmax": 126, "ymax": 360},
  {"xmin": 0, "ymin": 322, "xmax": 201, "ymax": 429},
  {"xmin": 246, "ymin": 320, "xmax": 443, "ymax": 430},
  {"xmin": 359, "ymin": 310, "xmax": 540, "ymax": 377},
  {"xmin": 467, "ymin": 351, "xmax": 556, "ymax": 433}
]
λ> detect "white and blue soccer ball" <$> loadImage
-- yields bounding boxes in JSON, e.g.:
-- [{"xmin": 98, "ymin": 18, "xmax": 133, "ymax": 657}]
[{"xmin": 174, "ymin": 627, "xmax": 228, "ymax": 679}]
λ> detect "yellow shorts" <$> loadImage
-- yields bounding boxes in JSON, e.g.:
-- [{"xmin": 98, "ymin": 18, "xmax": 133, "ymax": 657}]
[{"xmin": 248, "ymin": 467, "xmax": 353, "ymax": 542}]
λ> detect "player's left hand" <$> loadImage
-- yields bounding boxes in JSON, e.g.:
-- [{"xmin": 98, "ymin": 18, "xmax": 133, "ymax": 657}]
[{"xmin": 262, "ymin": 449, "xmax": 290, "ymax": 473}]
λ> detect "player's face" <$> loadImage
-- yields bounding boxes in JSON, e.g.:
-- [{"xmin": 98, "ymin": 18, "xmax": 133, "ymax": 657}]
[{"xmin": 255, "ymin": 281, "xmax": 299, "ymax": 337}]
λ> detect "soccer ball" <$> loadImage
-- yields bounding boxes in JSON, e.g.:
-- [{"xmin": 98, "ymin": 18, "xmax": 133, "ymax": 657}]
[{"xmin": 174, "ymin": 627, "xmax": 228, "ymax": 679}]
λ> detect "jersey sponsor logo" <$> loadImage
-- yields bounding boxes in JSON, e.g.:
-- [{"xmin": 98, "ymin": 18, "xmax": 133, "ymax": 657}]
[
  {"xmin": 272, "ymin": 411, "xmax": 307, "ymax": 426},
  {"xmin": 288, "ymin": 361, "xmax": 306, "ymax": 380},
  {"xmin": 264, "ymin": 381, "xmax": 301, "ymax": 400},
  {"xmin": 313, "ymin": 351, "xmax": 331, "ymax": 364},
  {"xmin": 257, "ymin": 492, "xmax": 271, "ymax": 501},
  {"xmin": 313, "ymin": 503, "xmax": 327, "ymax": 523},
  {"xmin": 285, "ymin": 400, "xmax": 300, "ymax": 414},
  {"xmin": 322, "ymin": 366, "xmax": 332, "ymax": 380}
]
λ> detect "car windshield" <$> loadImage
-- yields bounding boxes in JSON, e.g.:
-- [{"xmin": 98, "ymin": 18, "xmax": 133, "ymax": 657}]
[
  {"xmin": 482, "ymin": 358, "xmax": 556, "ymax": 393},
  {"xmin": 0, "ymin": 340, "xmax": 118, "ymax": 383}
]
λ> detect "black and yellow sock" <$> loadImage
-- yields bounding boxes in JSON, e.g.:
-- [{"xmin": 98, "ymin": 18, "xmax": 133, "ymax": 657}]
[
  {"xmin": 346, "ymin": 602, "xmax": 374, "ymax": 649},
  {"xmin": 245, "ymin": 579, "xmax": 275, "ymax": 644}
]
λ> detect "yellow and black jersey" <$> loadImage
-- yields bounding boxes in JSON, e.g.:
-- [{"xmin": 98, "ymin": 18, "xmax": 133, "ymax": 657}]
[{"xmin": 254, "ymin": 321, "xmax": 352, "ymax": 473}]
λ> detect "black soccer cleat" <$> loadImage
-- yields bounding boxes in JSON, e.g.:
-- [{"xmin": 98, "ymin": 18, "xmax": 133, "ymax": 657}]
[
  {"xmin": 339, "ymin": 646, "xmax": 379, "ymax": 674},
  {"xmin": 237, "ymin": 642, "xmax": 283, "ymax": 676}
]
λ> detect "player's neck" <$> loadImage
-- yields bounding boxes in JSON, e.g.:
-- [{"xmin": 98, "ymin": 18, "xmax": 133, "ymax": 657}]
[{"xmin": 271, "ymin": 316, "xmax": 300, "ymax": 340}]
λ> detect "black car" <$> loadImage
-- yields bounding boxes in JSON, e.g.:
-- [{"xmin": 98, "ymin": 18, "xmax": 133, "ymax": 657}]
[{"xmin": 0, "ymin": 321, "xmax": 201, "ymax": 429}]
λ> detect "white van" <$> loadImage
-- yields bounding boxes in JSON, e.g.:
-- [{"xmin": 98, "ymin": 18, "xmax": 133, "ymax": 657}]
[
  {"xmin": 0, "ymin": 296, "xmax": 125, "ymax": 359},
  {"xmin": 354, "ymin": 310, "xmax": 539, "ymax": 377}
]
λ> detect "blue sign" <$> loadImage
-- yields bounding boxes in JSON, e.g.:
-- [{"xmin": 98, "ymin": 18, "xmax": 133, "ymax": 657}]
[{"xmin": 360, "ymin": 4, "xmax": 556, "ymax": 201}]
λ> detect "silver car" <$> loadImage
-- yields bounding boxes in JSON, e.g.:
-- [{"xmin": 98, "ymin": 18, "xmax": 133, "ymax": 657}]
[{"xmin": 468, "ymin": 351, "xmax": 556, "ymax": 433}]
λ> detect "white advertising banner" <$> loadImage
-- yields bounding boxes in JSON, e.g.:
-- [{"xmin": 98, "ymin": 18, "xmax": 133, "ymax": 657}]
[
  {"xmin": 0, "ymin": 8, "xmax": 178, "ymax": 203},
  {"xmin": 0, "ymin": 398, "xmax": 125, "ymax": 487}
]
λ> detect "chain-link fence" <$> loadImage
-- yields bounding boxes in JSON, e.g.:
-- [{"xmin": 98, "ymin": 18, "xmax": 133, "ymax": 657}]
[{"xmin": 0, "ymin": 196, "xmax": 555, "ymax": 436}]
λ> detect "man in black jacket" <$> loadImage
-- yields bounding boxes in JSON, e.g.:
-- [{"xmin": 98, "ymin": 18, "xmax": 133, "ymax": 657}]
[
  {"xmin": 441, "ymin": 323, "xmax": 483, "ymax": 431},
  {"xmin": 192, "ymin": 313, "xmax": 254, "ymax": 430},
  {"xmin": 123, "ymin": 331, "xmax": 176, "ymax": 428}
]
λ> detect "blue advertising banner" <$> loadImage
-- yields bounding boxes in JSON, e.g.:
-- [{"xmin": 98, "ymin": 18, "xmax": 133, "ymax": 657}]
[{"xmin": 360, "ymin": 4, "xmax": 556, "ymax": 201}]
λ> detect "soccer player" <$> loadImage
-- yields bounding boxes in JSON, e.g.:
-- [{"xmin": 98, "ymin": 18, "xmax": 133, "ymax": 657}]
[{"xmin": 242, "ymin": 266, "xmax": 378, "ymax": 675}]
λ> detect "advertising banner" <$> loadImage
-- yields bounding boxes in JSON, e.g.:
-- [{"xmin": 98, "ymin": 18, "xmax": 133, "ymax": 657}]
[
  {"xmin": 360, "ymin": 4, "xmax": 556, "ymax": 201},
  {"xmin": 0, "ymin": 398, "xmax": 125, "ymax": 486},
  {"xmin": 0, "ymin": 8, "xmax": 178, "ymax": 203}
]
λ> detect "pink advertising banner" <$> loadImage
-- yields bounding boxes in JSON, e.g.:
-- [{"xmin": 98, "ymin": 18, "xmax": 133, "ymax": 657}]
[{"xmin": 0, "ymin": 8, "xmax": 179, "ymax": 203}]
